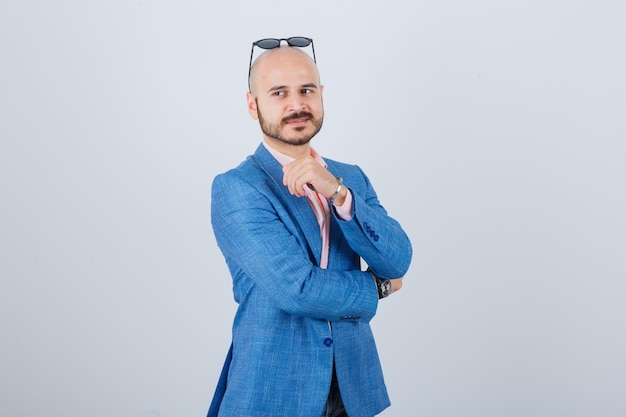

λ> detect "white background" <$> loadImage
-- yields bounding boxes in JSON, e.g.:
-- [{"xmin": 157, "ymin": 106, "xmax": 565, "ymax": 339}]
[{"xmin": 1, "ymin": 1, "xmax": 625, "ymax": 416}]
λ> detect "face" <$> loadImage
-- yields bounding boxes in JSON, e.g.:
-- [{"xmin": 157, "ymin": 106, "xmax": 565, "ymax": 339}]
[{"xmin": 247, "ymin": 48, "xmax": 324, "ymax": 147}]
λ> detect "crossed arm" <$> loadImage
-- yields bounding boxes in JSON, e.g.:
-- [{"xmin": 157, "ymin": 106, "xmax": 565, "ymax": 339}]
[{"xmin": 211, "ymin": 160, "xmax": 412, "ymax": 321}]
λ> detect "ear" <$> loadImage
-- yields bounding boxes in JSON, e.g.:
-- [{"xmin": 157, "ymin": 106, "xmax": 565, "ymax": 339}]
[{"xmin": 246, "ymin": 92, "xmax": 259, "ymax": 120}]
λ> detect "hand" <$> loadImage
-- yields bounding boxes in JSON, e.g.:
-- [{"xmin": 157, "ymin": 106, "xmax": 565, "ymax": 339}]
[
  {"xmin": 283, "ymin": 156, "xmax": 343, "ymax": 200},
  {"xmin": 390, "ymin": 277, "xmax": 403, "ymax": 294}
]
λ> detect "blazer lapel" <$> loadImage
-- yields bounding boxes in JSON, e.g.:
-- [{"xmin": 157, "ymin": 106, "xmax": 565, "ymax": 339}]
[{"xmin": 251, "ymin": 144, "xmax": 323, "ymax": 267}]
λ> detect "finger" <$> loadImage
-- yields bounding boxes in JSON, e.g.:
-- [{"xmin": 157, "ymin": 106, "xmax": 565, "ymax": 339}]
[
  {"xmin": 284, "ymin": 168, "xmax": 307, "ymax": 196},
  {"xmin": 283, "ymin": 160, "xmax": 312, "ymax": 196}
]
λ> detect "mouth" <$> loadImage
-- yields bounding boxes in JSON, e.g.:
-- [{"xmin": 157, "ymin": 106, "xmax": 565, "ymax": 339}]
[
  {"xmin": 286, "ymin": 117, "xmax": 309, "ymax": 127},
  {"xmin": 283, "ymin": 112, "xmax": 313, "ymax": 127}
]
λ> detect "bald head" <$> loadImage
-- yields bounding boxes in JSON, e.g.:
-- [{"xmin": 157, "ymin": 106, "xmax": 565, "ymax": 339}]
[
  {"xmin": 245, "ymin": 45, "xmax": 325, "ymax": 152},
  {"xmin": 249, "ymin": 47, "xmax": 320, "ymax": 95}
]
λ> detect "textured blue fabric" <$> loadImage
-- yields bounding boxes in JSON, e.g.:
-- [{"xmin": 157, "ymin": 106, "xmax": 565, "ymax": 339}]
[
  {"xmin": 206, "ymin": 343, "xmax": 232, "ymax": 417},
  {"xmin": 208, "ymin": 144, "xmax": 412, "ymax": 417}
]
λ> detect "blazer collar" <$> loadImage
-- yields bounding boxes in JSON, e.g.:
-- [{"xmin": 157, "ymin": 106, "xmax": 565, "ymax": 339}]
[{"xmin": 251, "ymin": 143, "xmax": 324, "ymax": 266}]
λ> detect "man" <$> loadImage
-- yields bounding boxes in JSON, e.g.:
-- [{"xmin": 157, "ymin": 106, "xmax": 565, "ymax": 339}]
[{"xmin": 208, "ymin": 37, "xmax": 412, "ymax": 417}]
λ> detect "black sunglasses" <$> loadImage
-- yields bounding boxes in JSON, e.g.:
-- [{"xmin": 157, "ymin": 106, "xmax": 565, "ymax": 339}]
[{"xmin": 248, "ymin": 37, "xmax": 316, "ymax": 89}]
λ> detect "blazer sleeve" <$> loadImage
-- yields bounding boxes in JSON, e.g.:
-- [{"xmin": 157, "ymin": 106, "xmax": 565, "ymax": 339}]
[
  {"xmin": 211, "ymin": 170, "xmax": 379, "ymax": 323},
  {"xmin": 332, "ymin": 164, "xmax": 413, "ymax": 279}
]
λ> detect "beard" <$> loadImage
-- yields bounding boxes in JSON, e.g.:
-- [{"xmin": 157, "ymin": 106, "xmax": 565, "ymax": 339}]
[{"xmin": 256, "ymin": 101, "xmax": 324, "ymax": 146}]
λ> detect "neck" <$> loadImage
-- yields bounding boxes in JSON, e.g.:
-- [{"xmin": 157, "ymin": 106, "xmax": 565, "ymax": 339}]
[{"xmin": 263, "ymin": 137, "xmax": 311, "ymax": 159}]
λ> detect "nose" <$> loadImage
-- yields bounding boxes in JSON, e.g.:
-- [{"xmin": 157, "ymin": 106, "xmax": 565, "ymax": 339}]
[{"xmin": 286, "ymin": 93, "xmax": 307, "ymax": 112}]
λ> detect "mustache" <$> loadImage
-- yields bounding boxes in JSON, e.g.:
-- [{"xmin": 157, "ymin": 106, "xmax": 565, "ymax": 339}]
[{"xmin": 282, "ymin": 111, "xmax": 314, "ymax": 123}]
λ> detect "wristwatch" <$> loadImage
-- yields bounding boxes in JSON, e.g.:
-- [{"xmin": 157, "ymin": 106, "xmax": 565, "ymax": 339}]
[
  {"xmin": 368, "ymin": 267, "xmax": 391, "ymax": 299},
  {"xmin": 376, "ymin": 276, "xmax": 392, "ymax": 299}
]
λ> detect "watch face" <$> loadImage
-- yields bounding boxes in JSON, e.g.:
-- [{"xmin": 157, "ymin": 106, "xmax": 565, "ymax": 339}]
[
  {"xmin": 378, "ymin": 279, "xmax": 391, "ymax": 298},
  {"xmin": 383, "ymin": 280, "xmax": 391, "ymax": 296}
]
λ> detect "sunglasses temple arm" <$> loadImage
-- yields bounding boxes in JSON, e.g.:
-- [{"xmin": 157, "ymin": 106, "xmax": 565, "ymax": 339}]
[{"xmin": 248, "ymin": 45, "xmax": 255, "ymax": 90}]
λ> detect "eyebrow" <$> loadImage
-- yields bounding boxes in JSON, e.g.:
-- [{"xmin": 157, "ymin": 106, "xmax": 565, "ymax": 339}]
[{"xmin": 267, "ymin": 83, "xmax": 319, "ymax": 93}]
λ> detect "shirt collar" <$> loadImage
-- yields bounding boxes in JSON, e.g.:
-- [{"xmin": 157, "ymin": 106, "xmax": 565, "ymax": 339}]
[{"xmin": 262, "ymin": 140, "xmax": 327, "ymax": 169}]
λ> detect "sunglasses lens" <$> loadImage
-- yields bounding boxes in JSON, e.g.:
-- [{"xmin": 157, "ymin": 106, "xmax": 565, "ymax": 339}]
[
  {"xmin": 256, "ymin": 39, "xmax": 281, "ymax": 49},
  {"xmin": 287, "ymin": 37, "xmax": 311, "ymax": 47}
]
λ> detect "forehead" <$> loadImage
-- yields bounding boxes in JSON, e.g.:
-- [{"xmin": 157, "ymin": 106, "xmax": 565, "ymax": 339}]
[{"xmin": 251, "ymin": 48, "xmax": 320, "ymax": 89}]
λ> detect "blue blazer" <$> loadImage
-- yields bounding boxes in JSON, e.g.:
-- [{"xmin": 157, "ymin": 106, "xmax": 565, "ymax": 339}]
[{"xmin": 208, "ymin": 144, "xmax": 412, "ymax": 417}]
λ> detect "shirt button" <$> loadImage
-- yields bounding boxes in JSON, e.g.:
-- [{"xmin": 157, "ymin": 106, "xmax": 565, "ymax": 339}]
[{"xmin": 324, "ymin": 338, "xmax": 333, "ymax": 347}]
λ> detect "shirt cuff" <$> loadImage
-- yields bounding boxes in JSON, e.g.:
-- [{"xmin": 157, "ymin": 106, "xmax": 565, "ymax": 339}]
[{"xmin": 333, "ymin": 189, "xmax": 353, "ymax": 221}]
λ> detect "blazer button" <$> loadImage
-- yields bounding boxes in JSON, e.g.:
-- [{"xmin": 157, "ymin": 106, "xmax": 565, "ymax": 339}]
[{"xmin": 324, "ymin": 338, "xmax": 333, "ymax": 347}]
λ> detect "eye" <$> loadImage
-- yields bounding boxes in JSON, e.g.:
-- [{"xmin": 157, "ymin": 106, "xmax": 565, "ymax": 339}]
[
  {"xmin": 301, "ymin": 88, "xmax": 313, "ymax": 94},
  {"xmin": 272, "ymin": 90, "xmax": 285, "ymax": 97}
]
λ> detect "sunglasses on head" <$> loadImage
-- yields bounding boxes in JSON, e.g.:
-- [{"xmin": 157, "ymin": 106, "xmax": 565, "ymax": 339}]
[{"xmin": 248, "ymin": 37, "xmax": 316, "ymax": 89}]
